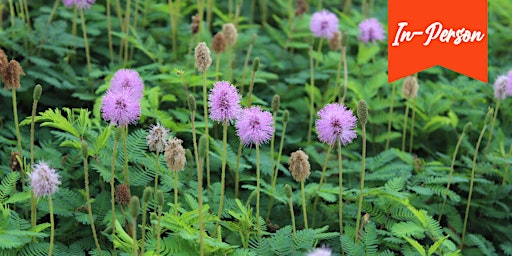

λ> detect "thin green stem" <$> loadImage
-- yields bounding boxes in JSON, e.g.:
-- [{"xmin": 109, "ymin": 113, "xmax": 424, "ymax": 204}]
[
  {"xmin": 83, "ymin": 154, "xmax": 102, "ymax": 255},
  {"xmin": 12, "ymin": 87, "xmax": 23, "ymax": 166},
  {"xmin": 154, "ymin": 151, "xmax": 160, "ymax": 198},
  {"xmin": 215, "ymin": 54, "xmax": 221, "ymax": 81},
  {"xmin": 311, "ymin": 146, "xmax": 332, "ymax": 228},
  {"xmin": 215, "ymin": 123, "xmax": 228, "ymax": 235},
  {"xmin": 156, "ymin": 204, "xmax": 163, "ymax": 254},
  {"xmin": 408, "ymin": 98, "xmax": 417, "ymax": 153},
  {"xmin": 337, "ymin": 141, "xmax": 343, "ymax": 234},
  {"xmin": 270, "ymin": 111, "xmax": 277, "ymax": 184},
  {"xmin": 79, "ymin": 8, "xmax": 93, "ymax": 92},
  {"xmin": 48, "ymin": 195, "xmax": 55, "ymax": 256},
  {"xmin": 30, "ymin": 88, "xmax": 40, "ymax": 226},
  {"xmin": 307, "ymin": 46, "xmax": 315, "ymax": 143},
  {"xmin": 240, "ymin": 35, "xmax": 256, "ymax": 95},
  {"xmin": 385, "ymin": 83, "xmax": 396, "ymax": 150},
  {"xmin": 123, "ymin": 0, "xmax": 131, "ymax": 64},
  {"xmin": 256, "ymin": 143, "xmax": 262, "ymax": 238},
  {"xmin": 484, "ymin": 100, "xmax": 500, "ymax": 156},
  {"xmin": 401, "ymin": 99, "xmax": 410, "ymax": 152},
  {"xmin": 110, "ymin": 137, "xmax": 119, "ymax": 256},
  {"xmin": 300, "ymin": 181, "xmax": 308, "ymax": 229},
  {"xmin": 123, "ymin": 125, "xmax": 130, "ymax": 185},
  {"xmin": 141, "ymin": 201, "xmax": 148, "ymax": 254},
  {"xmin": 46, "ymin": 0, "xmax": 60, "ymax": 26},
  {"xmin": 461, "ymin": 122, "xmax": 487, "ymax": 249},
  {"xmin": 131, "ymin": 214, "xmax": 137, "ymax": 255},
  {"xmin": 206, "ymin": 0, "xmax": 213, "ymax": 31},
  {"xmin": 335, "ymin": 48, "xmax": 343, "ymax": 102},
  {"xmin": 8, "ymin": 0, "xmax": 14, "ymax": 40},
  {"xmin": 235, "ymin": 142, "xmax": 243, "ymax": 198},
  {"xmin": 106, "ymin": 0, "xmax": 114, "ymax": 63},
  {"xmin": 355, "ymin": 124, "xmax": 367, "ymax": 241},
  {"xmin": 314, "ymin": 38, "xmax": 324, "ymax": 69},
  {"xmin": 287, "ymin": 195, "xmax": 296, "ymax": 238},
  {"xmin": 190, "ymin": 110, "xmax": 205, "ymax": 256},
  {"xmin": 174, "ymin": 170, "xmax": 179, "ymax": 216},
  {"xmin": 438, "ymin": 132, "xmax": 465, "ymax": 223},
  {"xmin": 168, "ymin": 0, "xmax": 177, "ymax": 58},
  {"xmin": 246, "ymin": 67, "xmax": 257, "ymax": 107},
  {"xmin": 266, "ymin": 118, "xmax": 288, "ymax": 219},
  {"xmin": 501, "ymin": 144, "xmax": 512, "ymax": 189},
  {"xmin": 202, "ymin": 72, "xmax": 210, "ymax": 194}
]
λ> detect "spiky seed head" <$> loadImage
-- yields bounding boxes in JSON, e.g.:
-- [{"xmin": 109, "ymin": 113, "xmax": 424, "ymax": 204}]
[
  {"xmin": 194, "ymin": 42, "xmax": 212, "ymax": 73},
  {"xmin": 10, "ymin": 152, "xmax": 21, "ymax": 171},
  {"xmin": 295, "ymin": 0, "xmax": 307, "ymax": 16},
  {"xmin": 191, "ymin": 13, "xmax": 200, "ymax": 34},
  {"xmin": 357, "ymin": 100, "xmax": 368, "ymax": 126},
  {"xmin": 252, "ymin": 57, "xmax": 260, "ymax": 72},
  {"xmin": 484, "ymin": 108, "xmax": 494, "ymax": 125},
  {"xmin": 198, "ymin": 135, "xmax": 208, "ymax": 159},
  {"xmin": 81, "ymin": 141, "xmax": 89, "ymax": 159},
  {"xmin": 115, "ymin": 184, "xmax": 131, "ymax": 205},
  {"xmin": 142, "ymin": 187, "xmax": 153, "ymax": 204},
  {"xmin": 222, "ymin": 23, "xmax": 238, "ymax": 46},
  {"xmin": 329, "ymin": 31, "xmax": 342, "ymax": 51},
  {"xmin": 288, "ymin": 150, "xmax": 311, "ymax": 182},
  {"xmin": 3, "ymin": 60, "xmax": 25, "ymax": 90},
  {"xmin": 33, "ymin": 84, "xmax": 42, "ymax": 101},
  {"xmin": 283, "ymin": 110, "xmax": 289, "ymax": 123},
  {"xmin": 463, "ymin": 122, "xmax": 473, "ymax": 134},
  {"xmin": 164, "ymin": 137, "xmax": 187, "ymax": 172},
  {"xmin": 284, "ymin": 184, "xmax": 293, "ymax": 199},
  {"xmin": 271, "ymin": 94, "xmax": 280, "ymax": 113},
  {"xmin": 0, "ymin": 48, "xmax": 7, "ymax": 72},
  {"xmin": 402, "ymin": 76, "xmax": 419, "ymax": 99},
  {"xmin": 212, "ymin": 32, "xmax": 227, "ymax": 54},
  {"xmin": 156, "ymin": 190, "xmax": 164, "ymax": 207},
  {"xmin": 128, "ymin": 196, "xmax": 140, "ymax": 218}
]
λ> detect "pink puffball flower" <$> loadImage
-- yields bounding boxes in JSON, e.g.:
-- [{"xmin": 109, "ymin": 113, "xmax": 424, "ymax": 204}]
[
  {"xmin": 208, "ymin": 81, "xmax": 242, "ymax": 124},
  {"xmin": 494, "ymin": 75, "xmax": 510, "ymax": 100},
  {"xmin": 358, "ymin": 18, "xmax": 386, "ymax": 44},
  {"xmin": 101, "ymin": 89, "xmax": 141, "ymax": 126},
  {"xmin": 307, "ymin": 246, "xmax": 332, "ymax": 256},
  {"xmin": 109, "ymin": 69, "xmax": 145, "ymax": 100},
  {"xmin": 29, "ymin": 161, "xmax": 61, "ymax": 198},
  {"xmin": 63, "ymin": 0, "xmax": 95, "ymax": 9},
  {"xmin": 506, "ymin": 71, "xmax": 512, "ymax": 97},
  {"xmin": 310, "ymin": 10, "xmax": 339, "ymax": 39},
  {"xmin": 236, "ymin": 106, "xmax": 274, "ymax": 146},
  {"xmin": 316, "ymin": 103, "xmax": 357, "ymax": 146}
]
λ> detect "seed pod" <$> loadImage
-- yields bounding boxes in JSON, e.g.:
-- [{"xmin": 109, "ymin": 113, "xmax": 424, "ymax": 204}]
[
  {"xmin": 212, "ymin": 32, "xmax": 227, "ymax": 54},
  {"xmin": 288, "ymin": 150, "xmax": 311, "ymax": 182},
  {"xmin": 194, "ymin": 42, "xmax": 212, "ymax": 73},
  {"xmin": 402, "ymin": 76, "xmax": 419, "ymax": 99},
  {"xmin": 115, "ymin": 184, "xmax": 131, "ymax": 205}
]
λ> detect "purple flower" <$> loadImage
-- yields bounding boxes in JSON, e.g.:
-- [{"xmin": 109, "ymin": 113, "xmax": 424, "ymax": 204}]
[
  {"xmin": 494, "ymin": 75, "xmax": 509, "ymax": 100},
  {"xmin": 358, "ymin": 18, "xmax": 386, "ymax": 44},
  {"xmin": 310, "ymin": 10, "xmax": 339, "ymax": 39},
  {"xmin": 101, "ymin": 89, "xmax": 141, "ymax": 126},
  {"xmin": 63, "ymin": 0, "xmax": 95, "ymax": 9},
  {"xmin": 236, "ymin": 106, "xmax": 274, "ymax": 146},
  {"xmin": 209, "ymin": 81, "xmax": 242, "ymax": 124},
  {"xmin": 307, "ymin": 246, "xmax": 332, "ymax": 256},
  {"xmin": 316, "ymin": 103, "xmax": 357, "ymax": 146},
  {"xmin": 109, "ymin": 69, "xmax": 144, "ymax": 100},
  {"xmin": 506, "ymin": 71, "xmax": 512, "ymax": 97},
  {"xmin": 29, "ymin": 161, "xmax": 61, "ymax": 198}
]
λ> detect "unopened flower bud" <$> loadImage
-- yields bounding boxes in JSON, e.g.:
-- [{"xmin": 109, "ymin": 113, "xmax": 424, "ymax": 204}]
[
  {"xmin": 128, "ymin": 196, "xmax": 140, "ymax": 218},
  {"xmin": 283, "ymin": 110, "xmax": 289, "ymax": 123},
  {"xmin": 142, "ymin": 187, "xmax": 153, "ymax": 203},
  {"xmin": 33, "ymin": 84, "xmax": 42, "ymax": 101},
  {"xmin": 198, "ymin": 135, "xmax": 208, "ymax": 159},
  {"xmin": 463, "ymin": 122, "xmax": 472, "ymax": 134},
  {"xmin": 484, "ymin": 108, "xmax": 493, "ymax": 125},
  {"xmin": 357, "ymin": 100, "xmax": 368, "ymax": 126},
  {"xmin": 156, "ymin": 190, "xmax": 164, "ymax": 207},
  {"xmin": 252, "ymin": 57, "xmax": 260, "ymax": 72},
  {"xmin": 187, "ymin": 94, "xmax": 196, "ymax": 112},
  {"xmin": 329, "ymin": 31, "xmax": 342, "ymax": 51},
  {"xmin": 285, "ymin": 184, "xmax": 293, "ymax": 199},
  {"xmin": 115, "ymin": 184, "xmax": 131, "ymax": 205},
  {"xmin": 271, "ymin": 94, "xmax": 280, "ymax": 112}
]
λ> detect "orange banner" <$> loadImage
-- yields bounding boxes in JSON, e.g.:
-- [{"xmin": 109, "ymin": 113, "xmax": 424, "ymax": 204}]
[{"xmin": 388, "ymin": 0, "xmax": 488, "ymax": 83}]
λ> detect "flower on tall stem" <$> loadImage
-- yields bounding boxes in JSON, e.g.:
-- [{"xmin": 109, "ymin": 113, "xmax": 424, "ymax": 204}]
[
  {"xmin": 236, "ymin": 106, "xmax": 274, "ymax": 146},
  {"xmin": 109, "ymin": 69, "xmax": 145, "ymax": 100},
  {"xmin": 147, "ymin": 123, "xmax": 169, "ymax": 153},
  {"xmin": 29, "ymin": 161, "xmax": 61, "ymax": 198},
  {"xmin": 101, "ymin": 89, "xmax": 141, "ymax": 126},
  {"xmin": 316, "ymin": 103, "xmax": 357, "ymax": 147},
  {"xmin": 208, "ymin": 81, "xmax": 242, "ymax": 123},
  {"xmin": 494, "ymin": 75, "xmax": 510, "ymax": 100},
  {"xmin": 310, "ymin": 10, "xmax": 339, "ymax": 39},
  {"xmin": 357, "ymin": 18, "xmax": 385, "ymax": 44},
  {"xmin": 63, "ymin": 0, "xmax": 95, "ymax": 9}
]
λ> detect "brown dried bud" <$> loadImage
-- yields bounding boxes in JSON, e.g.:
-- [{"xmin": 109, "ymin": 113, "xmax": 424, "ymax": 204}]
[
  {"xmin": 212, "ymin": 32, "xmax": 227, "ymax": 54},
  {"xmin": 115, "ymin": 184, "xmax": 131, "ymax": 205},
  {"xmin": 3, "ymin": 60, "xmax": 25, "ymax": 90},
  {"xmin": 194, "ymin": 42, "xmax": 212, "ymax": 73},
  {"xmin": 0, "ymin": 49, "xmax": 7, "ymax": 77},
  {"xmin": 295, "ymin": 0, "xmax": 308, "ymax": 16},
  {"xmin": 164, "ymin": 137, "xmax": 186, "ymax": 172},
  {"xmin": 222, "ymin": 23, "xmax": 238, "ymax": 46},
  {"xmin": 329, "ymin": 31, "xmax": 342, "ymax": 51},
  {"xmin": 288, "ymin": 150, "xmax": 311, "ymax": 182},
  {"xmin": 10, "ymin": 152, "xmax": 21, "ymax": 171},
  {"xmin": 402, "ymin": 76, "xmax": 419, "ymax": 99},
  {"xmin": 191, "ymin": 13, "xmax": 200, "ymax": 34}
]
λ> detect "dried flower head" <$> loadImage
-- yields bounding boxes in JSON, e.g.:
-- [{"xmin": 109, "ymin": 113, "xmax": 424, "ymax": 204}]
[
  {"xmin": 101, "ymin": 89, "xmax": 141, "ymax": 126},
  {"xmin": 208, "ymin": 81, "xmax": 242, "ymax": 124},
  {"xmin": 109, "ymin": 69, "xmax": 144, "ymax": 100},
  {"xmin": 316, "ymin": 103, "xmax": 357, "ymax": 146},
  {"xmin": 236, "ymin": 106, "xmax": 274, "ymax": 146},
  {"xmin": 212, "ymin": 32, "xmax": 227, "ymax": 54},
  {"xmin": 222, "ymin": 23, "xmax": 238, "ymax": 46},
  {"xmin": 295, "ymin": 0, "xmax": 308, "ymax": 16},
  {"xmin": 310, "ymin": 10, "xmax": 339, "ymax": 39},
  {"xmin": 358, "ymin": 18, "xmax": 385, "ymax": 44},
  {"xmin": 164, "ymin": 137, "xmax": 186, "ymax": 172},
  {"xmin": 0, "ymin": 48, "xmax": 7, "ymax": 76},
  {"xmin": 307, "ymin": 246, "xmax": 332, "ymax": 256},
  {"xmin": 191, "ymin": 13, "xmax": 200, "ymax": 34},
  {"xmin": 494, "ymin": 75, "xmax": 509, "ymax": 100},
  {"xmin": 402, "ymin": 76, "xmax": 419, "ymax": 99},
  {"xmin": 115, "ymin": 184, "xmax": 131, "ymax": 205},
  {"xmin": 195, "ymin": 42, "xmax": 212, "ymax": 73},
  {"xmin": 147, "ymin": 123, "xmax": 170, "ymax": 153},
  {"xmin": 10, "ymin": 152, "xmax": 21, "ymax": 171},
  {"xmin": 29, "ymin": 161, "xmax": 61, "ymax": 198},
  {"xmin": 288, "ymin": 150, "xmax": 311, "ymax": 182},
  {"xmin": 328, "ymin": 31, "xmax": 342, "ymax": 51},
  {"xmin": 63, "ymin": 0, "xmax": 95, "ymax": 9},
  {"xmin": 3, "ymin": 60, "xmax": 25, "ymax": 90}
]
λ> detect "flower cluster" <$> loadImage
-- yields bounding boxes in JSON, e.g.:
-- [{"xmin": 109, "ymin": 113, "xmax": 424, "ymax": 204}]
[
  {"xmin": 63, "ymin": 0, "xmax": 95, "ymax": 9},
  {"xmin": 236, "ymin": 106, "xmax": 274, "ymax": 146},
  {"xmin": 101, "ymin": 69, "xmax": 144, "ymax": 126},
  {"xmin": 209, "ymin": 81, "xmax": 242, "ymax": 124},
  {"xmin": 358, "ymin": 18, "xmax": 385, "ymax": 44},
  {"xmin": 316, "ymin": 103, "xmax": 357, "ymax": 146},
  {"xmin": 310, "ymin": 10, "xmax": 339, "ymax": 39},
  {"xmin": 29, "ymin": 161, "xmax": 61, "ymax": 198}
]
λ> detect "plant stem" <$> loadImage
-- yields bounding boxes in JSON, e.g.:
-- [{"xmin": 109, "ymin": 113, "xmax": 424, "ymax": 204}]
[
  {"xmin": 246, "ymin": 62, "xmax": 257, "ymax": 107},
  {"xmin": 156, "ymin": 203, "xmax": 163, "ymax": 255},
  {"xmin": 256, "ymin": 143, "xmax": 262, "ymax": 238},
  {"xmin": 202, "ymin": 72, "xmax": 210, "ymax": 194},
  {"xmin": 131, "ymin": 214, "xmax": 137, "ymax": 255},
  {"xmin": 408, "ymin": 98, "xmax": 417, "ymax": 153},
  {"xmin": 141, "ymin": 200, "xmax": 148, "ymax": 254},
  {"xmin": 355, "ymin": 123, "xmax": 367, "ymax": 241},
  {"xmin": 385, "ymin": 83, "xmax": 396, "ymax": 150},
  {"xmin": 287, "ymin": 192, "xmax": 297, "ymax": 238},
  {"xmin": 123, "ymin": 125, "xmax": 130, "ymax": 186},
  {"xmin": 460, "ymin": 122, "xmax": 488, "ymax": 249},
  {"xmin": 154, "ymin": 151, "xmax": 160, "ymax": 198},
  {"xmin": 337, "ymin": 141, "xmax": 343, "ymax": 234},
  {"xmin": 190, "ymin": 110, "xmax": 205, "ymax": 256},
  {"xmin": 215, "ymin": 123, "xmax": 228, "ymax": 235},
  {"xmin": 438, "ymin": 131, "xmax": 465, "ymax": 223},
  {"xmin": 30, "ymin": 86, "xmax": 40, "ymax": 225},
  {"xmin": 8, "ymin": 0, "xmax": 14, "ymax": 40},
  {"xmin": 79, "ymin": 8, "xmax": 93, "ymax": 93},
  {"xmin": 484, "ymin": 100, "xmax": 500, "ymax": 156},
  {"xmin": 315, "ymin": 38, "xmax": 324, "ymax": 69},
  {"xmin": 11, "ymin": 87, "xmax": 23, "ymax": 168},
  {"xmin": 300, "ymin": 181, "xmax": 308, "ymax": 229},
  {"xmin": 215, "ymin": 55, "xmax": 221, "ymax": 81},
  {"xmin": 235, "ymin": 142, "xmax": 243, "ymax": 199},
  {"xmin": 401, "ymin": 99, "xmax": 410, "ymax": 152},
  {"xmin": 46, "ymin": 0, "xmax": 60, "ymax": 26},
  {"xmin": 307, "ymin": 46, "xmax": 315, "ymax": 143},
  {"xmin": 48, "ymin": 195, "xmax": 55, "ymax": 256},
  {"xmin": 266, "ymin": 115, "xmax": 288, "ymax": 219},
  {"xmin": 174, "ymin": 170, "xmax": 179, "ymax": 216},
  {"xmin": 206, "ymin": 0, "xmax": 213, "ymax": 31},
  {"xmin": 311, "ymin": 146, "xmax": 332, "ymax": 228},
  {"xmin": 129, "ymin": 0, "xmax": 140, "ymax": 61},
  {"xmin": 168, "ymin": 0, "xmax": 177, "ymax": 59},
  {"xmin": 123, "ymin": 0, "xmax": 131, "ymax": 64},
  {"xmin": 501, "ymin": 144, "xmax": 512, "ymax": 189},
  {"xmin": 83, "ymin": 153, "xmax": 102, "ymax": 255},
  {"xmin": 240, "ymin": 35, "xmax": 256, "ymax": 95},
  {"xmin": 106, "ymin": 0, "xmax": 114, "ymax": 63},
  {"xmin": 110, "ymin": 136, "xmax": 119, "ymax": 256}
]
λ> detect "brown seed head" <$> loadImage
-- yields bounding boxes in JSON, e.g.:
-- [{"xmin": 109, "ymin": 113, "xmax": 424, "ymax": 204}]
[
  {"xmin": 222, "ymin": 23, "xmax": 238, "ymax": 46},
  {"xmin": 402, "ymin": 76, "xmax": 419, "ymax": 99},
  {"xmin": 164, "ymin": 137, "xmax": 186, "ymax": 172},
  {"xmin": 191, "ymin": 13, "xmax": 200, "ymax": 34},
  {"xmin": 194, "ymin": 42, "xmax": 212, "ymax": 73},
  {"xmin": 0, "ymin": 49, "xmax": 7, "ymax": 77},
  {"xmin": 329, "ymin": 31, "xmax": 342, "ymax": 51},
  {"xmin": 115, "ymin": 184, "xmax": 131, "ymax": 205},
  {"xmin": 288, "ymin": 150, "xmax": 311, "ymax": 182},
  {"xmin": 10, "ymin": 152, "xmax": 21, "ymax": 171},
  {"xmin": 212, "ymin": 32, "xmax": 227, "ymax": 54},
  {"xmin": 3, "ymin": 60, "xmax": 25, "ymax": 90},
  {"xmin": 295, "ymin": 0, "xmax": 308, "ymax": 16}
]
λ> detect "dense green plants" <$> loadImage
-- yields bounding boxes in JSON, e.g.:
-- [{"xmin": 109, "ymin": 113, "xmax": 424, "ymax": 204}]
[{"xmin": 1, "ymin": 0, "xmax": 511, "ymax": 255}]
